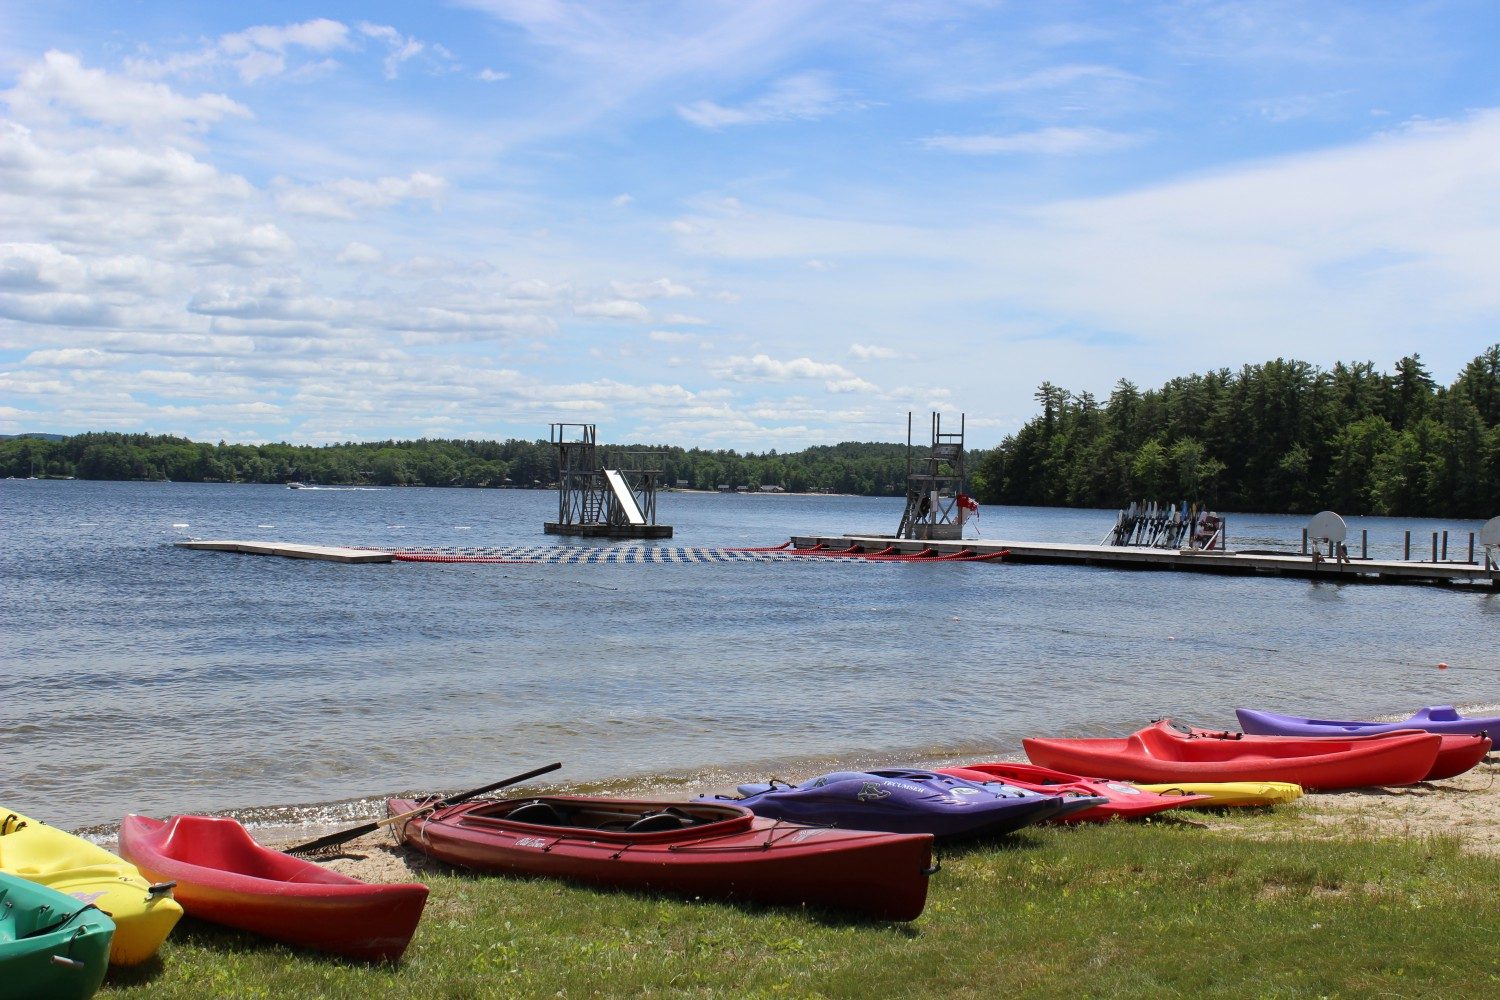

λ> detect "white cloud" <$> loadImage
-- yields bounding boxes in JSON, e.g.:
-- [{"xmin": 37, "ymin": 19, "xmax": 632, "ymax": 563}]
[
  {"xmin": 4, "ymin": 51, "xmax": 250, "ymax": 132},
  {"xmin": 610, "ymin": 277, "xmax": 693, "ymax": 299},
  {"xmin": 713, "ymin": 354, "xmax": 854, "ymax": 382},
  {"xmin": 335, "ymin": 242, "xmax": 384, "ymax": 265},
  {"xmin": 825, "ymin": 376, "xmax": 878, "ymax": 393},
  {"xmin": 274, "ymin": 172, "xmax": 447, "ymax": 218},
  {"xmin": 677, "ymin": 72, "xmax": 850, "ymax": 129},
  {"xmin": 662, "ymin": 312, "xmax": 707, "ymax": 325},
  {"xmin": 923, "ymin": 126, "xmax": 1144, "ymax": 156},
  {"xmin": 649, "ymin": 330, "xmax": 694, "ymax": 343},
  {"xmin": 573, "ymin": 299, "xmax": 649, "ymax": 320},
  {"xmin": 611, "ymin": 193, "xmax": 634, "ymax": 207},
  {"xmin": 478, "ymin": 68, "xmax": 510, "ymax": 82},
  {"xmin": 849, "ymin": 343, "xmax": 898, "ymax": 360}
]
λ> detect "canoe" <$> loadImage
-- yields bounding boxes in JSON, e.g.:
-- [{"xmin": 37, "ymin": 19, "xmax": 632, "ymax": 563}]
[
  {"xmin": 707, "ymin": 770, "xmax": 1081, "ymax": 837},
  {"xmin": 1023, "ymin": 719, "xmax": 1441, "ymax": 790},
  {"xmin": 389, "ymin": 795, "xmax": 934, "ymax": 922},
  {"xmin": 0, "ymin": 871, "xmax": 114, "ymax": 1000},
  {"xmin": 0, "ymin": 807, "xmax": 181, "ymax": 966},
  {"xmin": 1237, "ymin": 705, "xmax": 1500, "ymax": 739},
  {"xmin": 1133, "ymin": 781, "xmax": 1304, "ymax": 807},
  {"xmin": 1184, "ymin": 724, "xmax": 1488, "ymax": 781},
  {"xmin": 118, "ymin": 815, "xmax": 428, "ymax": 962},
  {"xmin": 935, "ymin": 762, "xmax": 1212, "ymax": 822}
]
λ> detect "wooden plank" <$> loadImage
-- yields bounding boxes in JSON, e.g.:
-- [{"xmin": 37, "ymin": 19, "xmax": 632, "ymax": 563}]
[{"xmin": 176, "ymin": 540, "xmax": 394, "ymax": 563}]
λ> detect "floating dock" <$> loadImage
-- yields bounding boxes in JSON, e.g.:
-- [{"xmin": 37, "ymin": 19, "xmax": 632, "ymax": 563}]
[
  {"xmin": 791, "ymin": 534, "xmax": 1500, "ymax": 587},
  {"xmin": 176, "ymin": 540, "xmax": 394, "ymax": 563}
]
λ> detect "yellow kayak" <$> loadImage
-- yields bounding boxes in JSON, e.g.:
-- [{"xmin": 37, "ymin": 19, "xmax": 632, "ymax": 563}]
[
  {"xmin": 1134, "ymin": 781, "xmax": 1304, "ymax": 807},
  {"xmin": 1, "ymin": 808, "xmax": 182, "ymax": 966}
]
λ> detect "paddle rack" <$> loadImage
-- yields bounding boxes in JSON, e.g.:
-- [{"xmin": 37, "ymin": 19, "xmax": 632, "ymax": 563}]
[
  {"xmin": 897, "ymin": 411, "xmax": 966, "ymax": 541},
  {"xmin": 544, "ymin": 423, "xmax": 672, "ymax": 538}
]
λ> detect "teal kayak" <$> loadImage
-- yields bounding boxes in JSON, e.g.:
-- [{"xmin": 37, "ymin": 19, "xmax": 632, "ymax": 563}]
[{"xmin": 0, "ymin": 871, "xmax": 115, "ymax": 1000}]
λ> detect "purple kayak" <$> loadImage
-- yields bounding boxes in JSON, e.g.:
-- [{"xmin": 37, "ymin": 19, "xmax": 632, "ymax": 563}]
[
  {"xmin": 1237, "ymin": 705, "xmax": 1499, "ymax": 739},
  {"xmin": 698, "ymin": 769, "xmax": 1099, "ymax": 838}
]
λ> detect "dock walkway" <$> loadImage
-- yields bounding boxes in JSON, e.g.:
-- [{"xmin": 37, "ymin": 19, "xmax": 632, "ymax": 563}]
[
  {"xmin": 175, "ymin": 540, "xmax": 394, "ymax": 563},
  {"xmin": 792, "ymin": 534, "xmax": 1500, "ymax": 587}
]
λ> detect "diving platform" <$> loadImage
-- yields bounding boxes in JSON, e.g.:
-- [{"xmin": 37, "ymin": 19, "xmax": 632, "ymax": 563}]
[
  {"xmin": 788, "ymin": 534, "xmax": 1500, "ymax": 588},
  {"xmin": 175, "ymin": 540, "xmax": 394, "ymax": 563},
  {"xmin": 544, "ymin": 423, "xmax": 673, "ymax": 538}
]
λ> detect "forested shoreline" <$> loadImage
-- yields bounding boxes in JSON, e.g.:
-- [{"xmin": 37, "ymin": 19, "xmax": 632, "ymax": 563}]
[
  {"xmin": 5, "ymin": 347, "xmax": 1498, "ymax": 517},
  {"xmin": 972, "ymin": 347, "xmax": 1500, "ymax": 518}
]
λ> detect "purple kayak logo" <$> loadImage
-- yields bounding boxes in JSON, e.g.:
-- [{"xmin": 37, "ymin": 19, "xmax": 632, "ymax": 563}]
[
  {"xmin": 69, "ymin": 891, "xmax": 107, "ymax": 905},
  {"xmin": 856, "ymin": 782, "xmax": 892, "ymax": 802}
]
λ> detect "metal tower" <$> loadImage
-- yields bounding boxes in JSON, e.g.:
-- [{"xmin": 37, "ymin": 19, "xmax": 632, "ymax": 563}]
[{"xmin": 897, "ymin": 411, "xmax": 967, "ymax": 540}]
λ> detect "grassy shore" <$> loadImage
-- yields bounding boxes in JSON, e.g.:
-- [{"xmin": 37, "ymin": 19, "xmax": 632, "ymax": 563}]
[{"xmin": 100, "ymin": 799, "xmax": 1500, "ymax": 1000}]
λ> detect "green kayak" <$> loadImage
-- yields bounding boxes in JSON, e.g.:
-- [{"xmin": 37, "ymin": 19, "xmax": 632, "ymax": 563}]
[{"xmin": 0, "ymin": 871, "xmax": 115, "ymax": 1000}]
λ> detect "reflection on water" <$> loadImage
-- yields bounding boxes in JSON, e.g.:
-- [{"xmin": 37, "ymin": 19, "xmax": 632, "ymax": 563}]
[{"xmin": 1, "ymin": 480, "xmax": 1494, "ymax": 831}]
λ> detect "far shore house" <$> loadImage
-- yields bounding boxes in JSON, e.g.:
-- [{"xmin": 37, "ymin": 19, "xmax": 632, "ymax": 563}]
[{"xmin": 758, "ymin": 484, "xmax": 785, "ymax": 493}]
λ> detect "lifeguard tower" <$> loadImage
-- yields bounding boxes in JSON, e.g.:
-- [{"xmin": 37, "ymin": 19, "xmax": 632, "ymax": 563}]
[
  {"xmin": 544, "ymin": 423, "xmax": 672, "ymax": 538},
  {"xmin": 897, "ymin": 411, "xmax": 968, "ymax": 540}
]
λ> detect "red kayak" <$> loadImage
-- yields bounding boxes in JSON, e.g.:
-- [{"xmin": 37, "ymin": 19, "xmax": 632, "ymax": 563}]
[
  {"xmin": 388, "ymin": 795, "xmax": 934, "ymax": 921},
  {"xmin": 118, "ymin": 815, "xmax": 428, "ymax": 962},
  {"xmin": 1179, "ymin": 725, "xmax": 1489, "ymax": 782},
  {"xmin": 1023, "ymin": 719, "xmax": 1442, "ymax": 791},
  {"xmin": 934, "ymin": 762, "xmax": 1212, "ymax": 822}
]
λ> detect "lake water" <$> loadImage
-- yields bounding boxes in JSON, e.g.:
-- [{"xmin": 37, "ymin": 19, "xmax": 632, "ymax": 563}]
[{"xmin": 2, "ymin": 479, "xmax": 1496, "ymax": 832}]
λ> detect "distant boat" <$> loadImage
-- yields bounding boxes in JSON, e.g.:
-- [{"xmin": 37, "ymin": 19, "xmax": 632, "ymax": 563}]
[{"xmin": 286, "ymin": 482, "xmax": 305, "ymax": 489}]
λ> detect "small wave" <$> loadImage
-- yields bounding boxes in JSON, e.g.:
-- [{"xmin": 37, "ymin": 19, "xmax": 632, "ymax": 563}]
[
  {"xmin": 454, "ymin": 525, "xmax": 471, "ymax": 530},
  {"xmin": 171, "ymin": 523, "xmax": 189, "ymax": 528},
  {"xmin": 258, "ymin": 524, "xmax": 275, "ymax": 528}
]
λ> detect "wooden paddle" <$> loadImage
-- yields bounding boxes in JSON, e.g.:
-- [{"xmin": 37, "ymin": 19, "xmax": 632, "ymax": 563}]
[{"xmin": 283, "ymin": 761, "xmax": 563, "ymax": 856}]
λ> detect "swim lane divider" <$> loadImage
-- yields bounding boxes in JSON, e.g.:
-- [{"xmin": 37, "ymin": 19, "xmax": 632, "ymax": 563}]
[{"xmin": 388, "ymin": 543, "xmax": 1008, "ymax": 565}]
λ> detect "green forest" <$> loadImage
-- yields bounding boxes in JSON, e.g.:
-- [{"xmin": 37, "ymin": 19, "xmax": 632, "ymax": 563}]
[
  {"xmin": 4, "ymin": 347, "xmax": 1497, "ymax": 517},
  {"xmin": 0, "ymin": 432, "xmax": 916, "ymax": 496},
  {"xmin": 971, "ymin": 346, "xmax": 1500, "ymax": 518}
]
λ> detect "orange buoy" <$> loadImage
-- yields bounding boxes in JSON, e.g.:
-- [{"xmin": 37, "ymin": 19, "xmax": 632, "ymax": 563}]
[{"xmin": 1438, "ymin": 662, "xmax": 1449, "ymax": 670}]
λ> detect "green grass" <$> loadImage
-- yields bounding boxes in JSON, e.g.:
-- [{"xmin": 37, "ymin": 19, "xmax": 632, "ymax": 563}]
[{"xmin": 103, "ymin": 815, "xmax": 1500, "ymax": 999}]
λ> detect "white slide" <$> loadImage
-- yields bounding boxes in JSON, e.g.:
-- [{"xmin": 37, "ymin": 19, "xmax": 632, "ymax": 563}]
[{"xmin": 603, "ymin": 469, "xmax": 647, "ymax": 525}]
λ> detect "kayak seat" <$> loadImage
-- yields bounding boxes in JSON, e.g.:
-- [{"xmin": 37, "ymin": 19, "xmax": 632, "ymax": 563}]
[
  {"xmin": 506, "ymin": 801, "xmax": 565, "ymax": 827},
  {"xmin": 625, "ymin": 812, "xmax": 691, "ymax": 834}
]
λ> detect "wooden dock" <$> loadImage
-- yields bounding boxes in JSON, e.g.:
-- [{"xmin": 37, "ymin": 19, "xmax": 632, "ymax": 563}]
[
  {"xmin": 175, "ymin": 540, "xmax": 394, "ymax": 563},
  {"xmin": 791, "ymin": 534, "xmax": 1500, "ymax": 587}
]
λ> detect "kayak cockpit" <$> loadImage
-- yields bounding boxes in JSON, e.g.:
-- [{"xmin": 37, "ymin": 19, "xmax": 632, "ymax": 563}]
[{"xmin": 454, "ymin": 797, "xmax": 754, "ymax": 839}]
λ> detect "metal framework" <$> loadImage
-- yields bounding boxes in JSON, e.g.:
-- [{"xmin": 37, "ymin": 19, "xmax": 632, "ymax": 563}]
[
  {"xmin": 897, "ymin": 411, "xmax": 966, "ymax": 540},
  {"xmin": 544, "ymin": 423, "xmax": 672, "ymax": 538}
]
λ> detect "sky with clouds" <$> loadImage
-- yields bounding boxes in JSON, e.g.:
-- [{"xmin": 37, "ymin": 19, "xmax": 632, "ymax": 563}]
[{"xmin": 3, "ymin": 1, "xmax": 1500, "ymax": 449}]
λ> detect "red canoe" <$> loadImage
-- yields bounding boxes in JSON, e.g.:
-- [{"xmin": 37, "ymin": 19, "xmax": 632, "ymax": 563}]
[
  {"xmin": 1023, "ymin": 719, "xmax": 1442, "ymax": 791},
  {"xmin": 118, "ymin": 815, "xmax": 428, "ymax": 962},
  {"xmin": 388, "ymin": 795, "xmax": 934, "ymax": 921},
  {"xmin": 935, "ymin": 762, "xmax": 1212, "ymax": 822},
  {"xmin": 1179, "ymin": 725, "xmax": 1490, "ymax": 782}
]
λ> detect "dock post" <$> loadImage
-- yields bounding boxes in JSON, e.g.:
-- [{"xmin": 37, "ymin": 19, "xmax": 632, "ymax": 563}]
[
  {"xmin": 1442, "ymin": 530, "xmax": 1449, "ymax": 561},
  {"xmin": 1301, "ymin": 528, "xmax": 1308, "ymax": 555},
  {"xmin": 1361, "ymin": 529, "xmax": 1368, "ymax": 559},
  {"xmin": 1469, "ymin": 532, "xmax": 1476, "ymax": 564},
  {"xmin": 1432, "ymin": 532, "xmax": 1439, "ymax": 563},
  {"xmin": 1404, "ymin": 531, "xmax": 1411, "ymax": 560}
]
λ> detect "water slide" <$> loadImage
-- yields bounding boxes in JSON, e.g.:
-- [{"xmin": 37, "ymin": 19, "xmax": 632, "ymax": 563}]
[{"xmin": 603, "ymin": 469, "xmax": 647, "ymax": 525}]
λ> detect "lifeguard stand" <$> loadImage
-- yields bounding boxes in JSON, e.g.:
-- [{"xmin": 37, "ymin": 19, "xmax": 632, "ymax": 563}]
[
  {"xmin": 544, "ymin": 423, "xmax": 672, "ymax": 538},
  {"xmin": 897, "ymin": 411, "xmax": 966, "ymax": 540}
]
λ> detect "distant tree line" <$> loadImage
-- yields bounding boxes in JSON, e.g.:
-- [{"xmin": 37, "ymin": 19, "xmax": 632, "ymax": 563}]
[
  {"xmin": 970, "ymin": 347, "xmax": 1500, "ymax": 518},
  {"xmin": 0, "ymin": 433, "xmax": 917, "ymax": 495}
]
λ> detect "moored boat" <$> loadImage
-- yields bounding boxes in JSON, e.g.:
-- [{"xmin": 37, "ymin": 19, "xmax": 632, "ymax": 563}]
[
  {"xmin": 1132, "ymin": 781, "xmax": 1304, "ymax": 807},
  {"xmin": 1023, "ymin": 719, "xmax": 1441, "ymax": 791},
  {"xmin": 0, "ymin": 871, "xmax": 114, "ymax": 1000},
  {"xmin": 705, "ymin": 770, "xmax": 1082, "ymax": 837},
  {"xmin": 1237, "ymin": 705, "xmax": 1500, "ymax": 740},
  {"xmin": 118, "ymin": 814, "xmax": 428, "ymax": 962},
  {"xmin": 0, "ymin": 807, "xmax": 181, "ymax": 966},
  {"xmin": 935, "ymin": 762, "xmax": 1211, "ymax": 822},
  {"xmin": 388, "ymin": 795, "xmax": 934, "ymax": 921}
]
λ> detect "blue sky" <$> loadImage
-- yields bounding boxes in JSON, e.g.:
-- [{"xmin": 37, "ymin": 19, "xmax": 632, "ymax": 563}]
[{"xmin": 3, "ymin": 1, "xmax": 1500, "ymax": 449}]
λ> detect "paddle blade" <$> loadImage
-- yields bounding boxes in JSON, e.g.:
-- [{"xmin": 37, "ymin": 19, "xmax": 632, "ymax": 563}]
[{"xmin": 283, "ymin": 761, "xmax": 563, "ymax": 856}]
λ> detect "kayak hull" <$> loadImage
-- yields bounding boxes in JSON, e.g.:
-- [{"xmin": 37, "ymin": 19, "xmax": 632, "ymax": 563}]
[
  {"xmin": 713, "ymin": 770, "xmax": 1071, "ymax": 837},
  {"xmin": 1023, "ymin": 720, "xmax": 1441, "ymax": 791},
  {"xmin": 0, "ymin": 807, "xmax": 181, "ymax": 966},
  {"xmin": 1237, "ymin": 706, "xmax": 1500, "ymax": 741},
  {"xmin": 1187, "ymin": 725, "xmax": 1487, "ymax": 781},
  {"xmin": 390, "ymin": 796, "xmax": 933, "ymax": 922},
  {"xmin": 1133, "ymin": 782, "xmax": 1304, "ymax": 807},
  {"xmin": 0, "ymin": 871, "xmax": 114, "ymax": 1000},
  {"xmin": 118, "ymin": 815, "xmax": 428, "ymax": 963},
  {"xmin": 935, "ymin": 762, "xmax": 1211, "ymax": 821}
]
